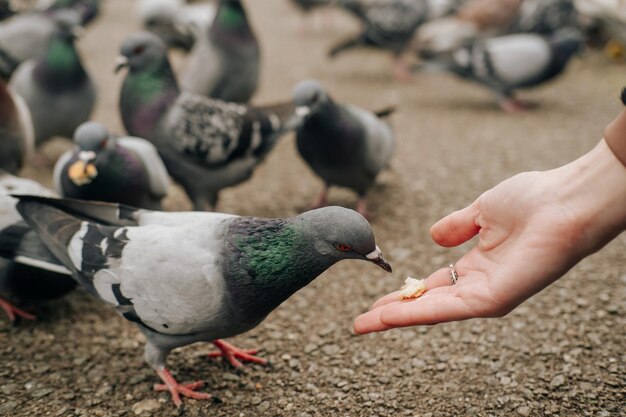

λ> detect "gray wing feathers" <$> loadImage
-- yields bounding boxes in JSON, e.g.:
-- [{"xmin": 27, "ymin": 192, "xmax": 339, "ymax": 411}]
[
  {"xmin": 347, "ymin": 105, "xmax": 394, "ymax": 175},
  {"xmin": 118, "ymin": 137, "xmax": 170, "ymax": 198}
]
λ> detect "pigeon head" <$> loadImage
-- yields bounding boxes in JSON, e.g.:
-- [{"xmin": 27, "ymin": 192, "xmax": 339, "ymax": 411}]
[
  {"xmin": 292, "ymin": 80, "xmax": 331, "ymax": 119},
  {"xmin": 116, "ymin": 32, "xmax": 169, "ymax": 74},
  {"xmin": 68, "ymin": 122, "xmax": 112, "ymax": 186},
  {"xmin": 50, "ymin": 9, "xmax": 83, "ymax": 42},
  {"xmin": 296, "ymin": 206, "xmax": 392, "ymax": 272}
]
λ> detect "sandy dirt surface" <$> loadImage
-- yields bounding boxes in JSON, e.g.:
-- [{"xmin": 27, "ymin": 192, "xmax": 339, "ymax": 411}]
[{"xmin": 1, "ymin": 1, "xmax": 625, "ymax": 416}]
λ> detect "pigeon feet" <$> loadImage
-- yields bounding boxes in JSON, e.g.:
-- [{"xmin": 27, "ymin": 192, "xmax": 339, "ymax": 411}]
[
  {"xmin": 154, "ymin": 368, "xmax": 212, "ymax": 408},
  {"xmin": 208, "ymin": 339, "xmax": 268, "ymax": 368},
  {"xmin": 0, "ymin": 298, "xmax": 36, "ymax": 322},
  {"xmin": 500, "ymin": 98, "xmax": 538, "ymax": 114}
]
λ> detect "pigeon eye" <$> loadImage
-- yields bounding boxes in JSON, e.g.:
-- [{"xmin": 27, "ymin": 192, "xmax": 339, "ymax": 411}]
[
  {"xmin": 134, "ymin": 45, "xmax": 145, "ymax": 55},
  {"xmin": 99, "ymin": 138, "xmax": 108, "ymax": 149},
  {"xmin": 336, "ymin": 244, "xmax": 352, "ymax": 252}
]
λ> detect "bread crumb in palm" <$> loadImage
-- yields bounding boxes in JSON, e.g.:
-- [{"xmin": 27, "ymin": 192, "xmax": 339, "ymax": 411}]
[{"xmin": 399, "ymin": 277, "xmax": 426, "ymax": 300}]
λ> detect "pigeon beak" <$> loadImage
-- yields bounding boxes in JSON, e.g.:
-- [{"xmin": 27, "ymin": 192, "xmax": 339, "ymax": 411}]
[
  {"xmin": 295, "ymin": 106, "xmax": 311, "ymax": 118},
  {"xmin": 114, "ymin": 55, "xmax": 129, "ymax": 73},
  {"xmin": 365, "ymin": 245, "xmax": 392, "ymax": 273}
]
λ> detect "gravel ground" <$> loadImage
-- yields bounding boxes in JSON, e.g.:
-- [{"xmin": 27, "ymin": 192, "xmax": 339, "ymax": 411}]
[{"xmin": 1, "ymin": 1, "xmax": 625, "ymax": 416}]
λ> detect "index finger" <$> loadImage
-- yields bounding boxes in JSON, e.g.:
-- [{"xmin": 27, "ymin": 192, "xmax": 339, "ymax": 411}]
[{"xmin": 354, "ymin": 290, "xmax": 473, "ymax": 334}]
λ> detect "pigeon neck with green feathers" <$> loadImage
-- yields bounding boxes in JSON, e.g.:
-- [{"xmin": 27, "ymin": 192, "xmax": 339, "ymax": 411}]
[
  {"xmin": 225, "ymin": 217, "xmax": 337, "ymax": 320},
  {"xmin": 120, "ymin": 60, "xmax": 179, "ymax": 140},
  {"xmin": 211, "ymin": 0, "xmax": 255, "ymax": 43},
  {"xmin": 34, "ymin": 36, "xmax": 87, "ymax": 92}
]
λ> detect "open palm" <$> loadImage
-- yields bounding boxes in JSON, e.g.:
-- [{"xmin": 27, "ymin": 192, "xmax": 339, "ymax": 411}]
[{"xmin": 354, "ymin": 144, "xmax": 626, "ymax": 334}]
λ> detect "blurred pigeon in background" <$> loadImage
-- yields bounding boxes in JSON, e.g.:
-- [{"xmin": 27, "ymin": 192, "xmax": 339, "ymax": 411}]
[
  {"xmin": 40, "ymin": 0, "xmax": 101, "ymax": 26},
  {"xmin": 0, "ymin": 79, "xmax": 34, "ymax": 174},
  {"xmin": 118, "ymin": 32, "xmax": 300, "ymax": 211},
  {"xmin": 418, "ymin": 29, "xmax": 585, "ymax": 112},
  {"xmin": 0, "ymin": 9, "xmax": 73, "ymax": 80},
  {"xmin": 16, "ymin": 195, "xmax": 391, "ymax": 407},
  {"xmin": 0, "ymin": 173, "xmax": 75, "ymax": 322},
  {"xmin": 138, "ymin": 0, "xmax": 216, "ymax": 52},
  {"xmin": 330, "ymin": 0, "xmax": 429, "ymax": 81},
  {"xmin": 292, "ymin": 80, "xmax": 395, "ymax": 218},
  {"xmin": 9, "ymin": 10, "xmax": 96, "ymax": 147},
  {"xmin": 182, "ymin": 0, "xmax": 260, "ymax": 103},
  {"xmin": 417, "ymin": 0, "xmax": 523, "ymax": 53},
  {"xmin": 53, "ymin": 122, "xmax": 170, "ymax": 210}
]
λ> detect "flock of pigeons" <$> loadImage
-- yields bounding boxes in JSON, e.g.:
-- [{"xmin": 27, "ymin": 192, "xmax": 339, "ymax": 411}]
[{"xmin": 0, "ymin": 0, "xmax": 623, "ymax": 410}]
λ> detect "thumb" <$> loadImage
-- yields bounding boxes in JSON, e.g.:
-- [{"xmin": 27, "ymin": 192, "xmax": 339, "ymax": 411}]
[{"xmin": 430, "ymin": 200, "xmax": 480, "ymax": 247}]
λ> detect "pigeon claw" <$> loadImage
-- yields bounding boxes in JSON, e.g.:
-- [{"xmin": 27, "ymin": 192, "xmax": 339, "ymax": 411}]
[
  {"xmin": 0, "ymin": 298, "xmax": 36, "ymax": 323},
  {"xmin": 154, "ymin": 369, "xmax": 212, "ymax": 408},
  {"xmin": 209, "ymin": 339, "xmax": 268, "ymax": 369}
]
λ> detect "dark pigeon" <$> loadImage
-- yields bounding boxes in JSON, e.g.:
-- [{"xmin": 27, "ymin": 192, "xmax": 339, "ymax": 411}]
[
  {"xmin": 292, "ymin": 80, "xmax": 395, "ymax": 218},
  {"xmin": 54, "ymin": 122, "xmax": 170, "ymax": 210}
]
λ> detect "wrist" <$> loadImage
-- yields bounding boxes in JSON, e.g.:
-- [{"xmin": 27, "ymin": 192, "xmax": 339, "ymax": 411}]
[
  {"xmin": 604, "ymin": 109, "xmax": 626, "ymax": 168},
  {"xmin": 549, "ymin": 140, "xmax": 626, "ymax": 255}
]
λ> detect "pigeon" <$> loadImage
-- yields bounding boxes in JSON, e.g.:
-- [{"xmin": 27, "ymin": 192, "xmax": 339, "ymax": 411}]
[
  {"xmin": 512, "ymin": 0, "xmax": 580, "ymax": 35},
  {"xmin": 330, "ymin": 0, "xmax": 429, "ymax": 81},
  {"xmin": 138, "ymin": 0, "xmax": 216, "ymax": 52},
  {"xmin": 15, "ymin": 194, "xmax": 392, "ymax": 408},
  {"xmin": 182, "ymin": 0, "xmax": 260, "ymax": 103},
  {"xmin": 0, "ymin": 10, "xmax": 70, "ymax": 80},
  {"xmin": 0, "ymin": 79, "xmax": 34, "ymax": 174},
  {"xmin": 0, "ymin": 173, "xmax": 75, "ymax": 322},
  {"xmin": 53, "ymin": 122, "xmax": 170, "ymax": 210},
  {"xmin": 40, "ymin": 0, "xmax": 101, "ymax": 26},
  {"xmin": 418, "ymin": 29, "xmax": 584, "ymax": 112},
  {"xmin": 416, "ymin": 0, "xmax": 523, "ymax": 53},
  {"xmin": 9, "ymin": 10, "xmax": 96, "ymax": 147},
  {"xmin": 117, "ymin": 32, "xmax": 300, "ymax": 211},
  {"xmin": 292, "ymin": 80, "xmax": 395, "ymax": 218}
]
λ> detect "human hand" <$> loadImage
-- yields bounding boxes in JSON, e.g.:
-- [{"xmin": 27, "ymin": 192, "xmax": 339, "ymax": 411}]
[{"xmin": 354, "ymin": 140, "xmax": 626, "ymax": 334}]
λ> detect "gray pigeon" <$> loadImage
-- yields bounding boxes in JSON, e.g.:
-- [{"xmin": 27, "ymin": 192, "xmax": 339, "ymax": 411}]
[
  {"xmin": 117, "ymin": 32, "xmax": 300, "ymax": 211},
  {"xmin": 138, "ymin": 0, "xmax": 216, "ymax": 52},
  {"xmin": 417, "ymin": 29, "xmax": 584, "ymax": 112},
  {"xmin": 292, "ymin": 80, "xmax": 395, "ymax": 218},
  {"xmin": 0, "ymin": 173, "xmax": 75, "ymax": 322},
  {"xmin": 16, "ymin": 195, "xmax": 392, "ymax": 408},
  {"xmin": 330, "ymin": 0, "xmax": 429, "ymax": 81},
  {"xmin": 181, "ymin": 0, "xmax": 260, "ymax": 103},
  {"xmin": 9, "ymin": 10, "xmax": 96, "ymax": 147},
  {"xmin": 0, "ymin": 79, "xmax": 34, "ymax": 174},
  {"xmin": 53, "ymin": 122, "xmax": 170, "ymax": 210}
]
